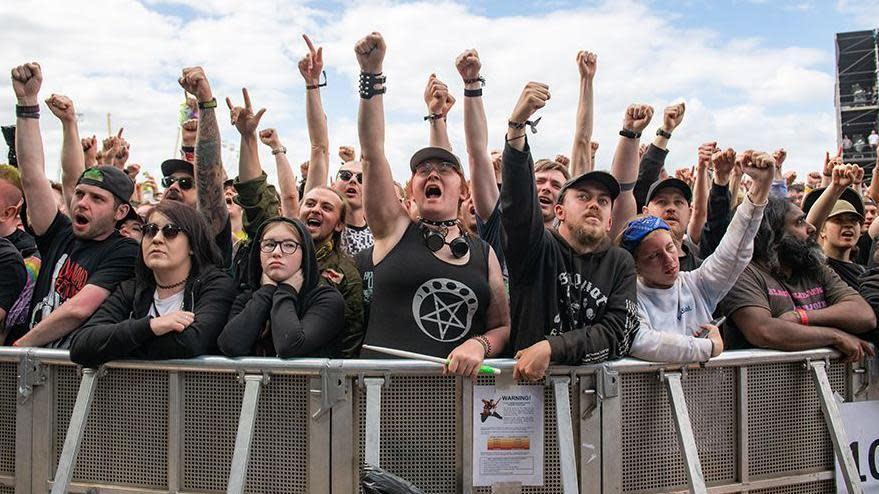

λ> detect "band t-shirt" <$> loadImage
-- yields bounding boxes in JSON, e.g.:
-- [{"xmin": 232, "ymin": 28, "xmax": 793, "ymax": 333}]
[
  {"xmin": 361, "ymin": 223, "xmax": 491, "ymax": 358},
  {"xmin": 27, "ymin": 211, "xmax": 138, "ymax": 348},
  {"xmin": 340, "ymin": 224, "xmax": 373, "ymax": 258},
  {"xmin": 718, "ymin": 261, "xmax": 858, "ymax": 350}
]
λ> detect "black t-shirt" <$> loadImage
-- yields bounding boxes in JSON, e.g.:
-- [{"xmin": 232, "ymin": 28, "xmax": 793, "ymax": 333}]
[
  {"xmin": 476, "ymin": 201, "xmax": 508, "ymax": 282},
  {"xmin": 827, "ymin": 257, "xmax": 865, "ymax": 291},
  {"xmin": 28, "ymin": 211, "xmax": 138, "ymax": 348},
  {"xmin": 6, "ymin": 228, "xmax": 39, "ymax": 259},
  {"xmin": 361, "ymin": 223, "xmax": 491, "ymax": 359},
  {"xmin": 855, "ymin": 232, "xmax": 872, "ymax": 266},
  {"xmin": 0, "ymin": 237, "xmax": 26, "ymax": 313}
]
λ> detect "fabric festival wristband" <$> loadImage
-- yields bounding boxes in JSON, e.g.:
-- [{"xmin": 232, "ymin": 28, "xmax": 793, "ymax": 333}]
[
  {"xmin": 198, "ymin": 98, "xmax": 218, "ymax": 110},
  {"xmin": 796, "ymin": 308, "xmax": 809, "ymax": 326}
]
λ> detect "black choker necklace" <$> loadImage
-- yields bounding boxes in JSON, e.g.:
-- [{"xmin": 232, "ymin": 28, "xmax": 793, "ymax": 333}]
[
  {"xmin": 418, "ymin": 217, "xmax": 459, "ymax": 228},
  {"xmin": 156, "ymin": 278, "xmax": 187, "ymax": 290}
]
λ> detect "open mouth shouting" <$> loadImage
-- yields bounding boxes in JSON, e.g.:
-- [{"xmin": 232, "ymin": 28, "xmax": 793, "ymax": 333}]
[
  {"xmin": 305, "ymin": 214, "xmax": 323, "ymax": 234},
  {"xmin": 345, "ymin": 186, "xmax": 358, "ymax": 199},
  {"xmin": 72, "ymin": 212, "xmax": 90, "ymax": 231},
  {"xmin": 425, "ymin": 184, "xmax": 443, "ymax": 200}
]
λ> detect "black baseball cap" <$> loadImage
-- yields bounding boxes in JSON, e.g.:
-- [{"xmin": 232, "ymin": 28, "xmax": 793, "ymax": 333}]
[
  {"xmin": 161, "ymin": 159, "xmax": 194, "ymax": 177},
  {"xmin": 76, "ymin": 166, "xmax": 134, "ymax": 205},
  {"xmin": 646, "ymin": 178, "xmax": 693, "ymax": 204},
  {"xmin": 409, "ymin": 147, "xmax": 463, "ymax": 173},
  {"xmin": 116, "ymin": 206, "xmax": 144, "ymax": 229},
  {"xmin": 802, "ymin": 186, "xmax": 865, "ymax": 218},
  {"xmin": 557, "ymin": 171, "xmax": 620, "ymax": 204}
]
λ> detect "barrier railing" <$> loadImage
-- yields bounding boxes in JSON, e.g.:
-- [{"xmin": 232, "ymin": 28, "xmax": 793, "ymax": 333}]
[{"xmin": 0, "ymin": 347, "xmax": 872, "ymax": 494}]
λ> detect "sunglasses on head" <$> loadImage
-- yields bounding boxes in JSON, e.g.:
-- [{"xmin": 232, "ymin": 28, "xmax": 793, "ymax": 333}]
[
  {"xmin": 161, "ymin": 176, "xmax": 194, "ymax": 190},
  {"xmin": 142, "ymin": 223, "xmax": 184, "ymax": 240},
  {"xmin": 338, "ymin": 170, "xmax": 363, "ymax": 184}
]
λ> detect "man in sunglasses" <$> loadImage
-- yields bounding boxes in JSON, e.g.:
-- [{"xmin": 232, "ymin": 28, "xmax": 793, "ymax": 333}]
[
  {"xmin": 332, "ymin": 161, "xmax": 373, "ymax": 256},
  {"xmin": 9, "ymin": 61, "xmax": 139, "ymax": 348},
  {"xmin": 159, "ymin": 157, "xmax": 232, "ymax": 267}
]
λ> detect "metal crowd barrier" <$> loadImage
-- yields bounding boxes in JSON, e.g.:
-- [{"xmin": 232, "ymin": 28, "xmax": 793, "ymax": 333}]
[{"xmin": 0, "ymin": 347, "xmax": 872, "ymax": 493}]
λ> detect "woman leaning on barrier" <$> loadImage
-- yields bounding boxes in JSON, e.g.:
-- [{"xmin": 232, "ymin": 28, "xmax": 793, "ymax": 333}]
[
  {"xmin": 217, "ymin": 217, "xmax": 345, "ymax": 358},
  {"xmin": 69, "ymin": 201, "xmax": 236, "ymax": 367},
  {"xmin": 618, "ymin": 148, "xmax": 773, "ymax": 363}
]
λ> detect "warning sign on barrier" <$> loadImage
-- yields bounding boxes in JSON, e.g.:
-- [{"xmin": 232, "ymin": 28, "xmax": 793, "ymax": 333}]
[
  {"xmin": 472, "ymin": 384, "xmax": 544, "ymax": 486},
  {"xmin": 837, "ymin": 400, "xmax": 879, "ymax": 493}
]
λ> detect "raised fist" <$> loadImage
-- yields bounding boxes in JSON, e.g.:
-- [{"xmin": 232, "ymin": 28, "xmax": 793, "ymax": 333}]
[
  {"xmin": 831, "ymin": 163, "xmax": 859, "ymax": 189},
  {"xmin": 112, "ymin": 138, "xmax": 130, "ymax": 169},
  {"xmin": 851, "ymin": 165, "xmax": 865, "ymax": 187},
  {"xmin": 126, "ymin": 163, "xmax": 141, "ymax": 179},
  {"xmin": 675, "ymin": 167, "xmax": 694, "ymax": 187},
  {"xmin": 623, "ymin": 104, "xmax": 654, "ymax": 133},
  {"xmin": 178, "ymin": 66, "xmax": 213, "ymax": 103},
  {"xmin": 82, "ymin": 135, "xmax": 97, "ymax": 166},
  {"xmin": 11, "ymin": 62, "xmax": 42, "ymax": 104},
  {"xmin": 591, "ymin": 141, "xmax": 599, "ymax": 154},
  {"xmin": 354, "ymin": 32, "xmax": 386, "ymax": 73},
  {"xmin": 226, "ymin": 88, "xmax": 266, "ymax": 136},
  {"xmin": 661, "ymin": 103, "xmax": 685, "ymax": 133},
  {"xmin": 576, "ymin": 50, "xmax": 597, "ymax": 80},
  {"xmin": 638, "ymin": 143, "xmax": 648, "ymax": 160},
  {"xmin": 339, "ymin": 145, "xmax": 356, "ymax": 163},
  {"xmin": 300, "ymin": 160, "xmax": 309, "ymax": 177},
  {"xmin": 298, "ymin": 34, "xmax": 324, "ymax": 86},
  {"xmin": 258, "ymin": 128, "xmax": 281, "ymax": 149},
  {"xmin": 772, "ymin": 148, "xmax": 787, "ymax": 169},
  {"xmin": 741, "ymin": 150, "xmax": 775, "ymax": 185},
  {"xmin": 712, "ymin": 147, "xmax": 736, "ymax": 180},
  {"xmin": 45, "ymin": 94, "xmax": 76, "ymax": 123},
  {"xmin": 181, "ymin": 118, "xmax": 198, "ymax": 147},
  {"xmin": 424, "ymin": 74, "xmax": 454, "ymax": 116},
  {"xmin": 455, "ymin": 49, "xmax": 481, "ymax": 83},
  {"xmin": 783, "ymin": 170, "xmax": 797, "ymax": 187},
  {"xmin": 554, "ymin": 154, "xmax": 570, "ymax": 167},
  {"xmin": 510, "ymin": 82, "xmax": 550, "ymax": 124},
  {"xmin": 697, "ymin": 142, "xmax": 718, "ymax": 169}
]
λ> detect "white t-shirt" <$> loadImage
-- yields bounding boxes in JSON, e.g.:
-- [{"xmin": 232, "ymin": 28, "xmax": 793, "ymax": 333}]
[
  {"xmin": 869, "ymin": 133, "xmax": 879, "ymax": 146},
  {"xmin": 151, "ymin": 290, "xmax": 185, "ymax": 317}
]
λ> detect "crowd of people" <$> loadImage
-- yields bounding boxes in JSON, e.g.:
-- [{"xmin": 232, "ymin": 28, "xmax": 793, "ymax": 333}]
[{"xmin": 2, "ymin": 32, "xmax": 878, "ymax": 380}]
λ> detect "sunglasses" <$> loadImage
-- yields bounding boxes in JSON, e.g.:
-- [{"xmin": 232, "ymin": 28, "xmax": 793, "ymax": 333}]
[
  {"xmin": 162, "ymin": 176, "xmax": 194, "ymax": 190},
  {"xmin": 259, "ymin": 239, "xmax": 300, "ymax": 255},
  {"xmin": 414, "ymin": 161, "xmax": 457, "ymax": 177},
  {"xmin": 338, "ymin": 170, "xmax": 363, "ymax": 184},
  {"xmin": 142, "ymin": 223, "xmax": 184, "ymax": 240}
]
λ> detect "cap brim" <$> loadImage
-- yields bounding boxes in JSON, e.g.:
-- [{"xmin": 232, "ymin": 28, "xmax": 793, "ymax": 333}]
[
  {"xmin": 558, "ymin": 171, "xmax": 620, "ymax": 203},
  {"xmin": 647, "ymin": 178, "xmax": 693, "ymax": 204},
  {"xmin": 802, "ymin": 186, "xmax": 865, "ymax": 217},
  {"xmin": 161, "ymin": 159, "xmax": 194, "ymax": 177},
  {"xmin": 409, "ymin": 147, "xmax": 463, "ymax": 172}
]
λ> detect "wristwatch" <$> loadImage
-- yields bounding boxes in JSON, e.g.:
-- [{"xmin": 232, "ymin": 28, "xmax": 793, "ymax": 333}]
[{"xmin": 272, "ymin": 146, "xmax": 287, "ymax": 155}]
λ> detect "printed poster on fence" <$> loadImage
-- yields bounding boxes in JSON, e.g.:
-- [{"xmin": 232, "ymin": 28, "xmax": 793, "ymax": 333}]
[
  {"xmin": 472, "ymin": 384, "xmax": 543, "ymax": 486},
  {"xmin": 836, "ymin": 400, "xmax": 879, "ymax": 493}
]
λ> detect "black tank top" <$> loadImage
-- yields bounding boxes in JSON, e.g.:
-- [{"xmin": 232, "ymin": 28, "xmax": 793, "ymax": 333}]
[{"xmin": 362, "ymin": 222, "xmax": 491, "ymax": 358}]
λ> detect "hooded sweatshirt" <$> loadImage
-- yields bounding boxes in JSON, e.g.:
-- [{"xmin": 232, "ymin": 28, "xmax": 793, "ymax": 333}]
[
  {"xmin": 217, "ymin": 217, "xmax": 345, "ymax": 358},
  {"xmin": 69, "ymin": 264, "xmax": 235, "ymax": 367}
]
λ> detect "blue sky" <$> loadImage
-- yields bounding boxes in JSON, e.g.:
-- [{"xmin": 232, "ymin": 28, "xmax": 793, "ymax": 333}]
[{"xmin": 0, "ymin": 0, "xmax": 876, "ymax": 182}]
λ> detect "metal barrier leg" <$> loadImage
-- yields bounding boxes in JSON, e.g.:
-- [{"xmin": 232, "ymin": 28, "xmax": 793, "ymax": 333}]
[
  {"xmin": 364, "ymin": 377, "xmax": 385, "ymax": 467},
  {"xmin": 50, "ymin": 367, "xmax": 99, "ymax": 494},
  {"xmin": 808, "ymin": 360, "xmax": 863, "ymax": 494},
  {"xmin": 551, "ymin": 376, "xmax": 579, "ymax": 494},
  {"xmin": 227, "ymin": 374, "xmax": 267, "ymax": 494},
  {"xmin": 661, "ymin": 371, "xmax": 707, "ymax": 494}
]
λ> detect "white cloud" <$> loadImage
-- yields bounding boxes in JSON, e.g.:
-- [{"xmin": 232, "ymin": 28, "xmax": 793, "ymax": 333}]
[{"xmin": 0, "ymin": 0, "xmax": 844, "ymax": 190}]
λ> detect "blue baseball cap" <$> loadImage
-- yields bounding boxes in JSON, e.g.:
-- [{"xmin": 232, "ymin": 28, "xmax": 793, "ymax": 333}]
[{"xmin": 620, "ymin": 216, "xmax": 670, "ymax": 254}]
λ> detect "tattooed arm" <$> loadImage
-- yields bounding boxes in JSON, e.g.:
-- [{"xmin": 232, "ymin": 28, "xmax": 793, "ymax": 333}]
[{"xmin": 179, "ymin": 66, "xmax": 228, "ymax": 236}]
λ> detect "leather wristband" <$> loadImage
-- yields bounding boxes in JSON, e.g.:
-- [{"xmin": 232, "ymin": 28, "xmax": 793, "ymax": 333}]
[
  {"xmin": 656, "ymin": 128, "xmax": 672, "ymax": 139},
  {"xmin": 424, "ymin": 113, "xmax": 445, "ymax": 122},
  {"xmin": 464, "ymin": 88, "xmax": 483, "ymax": 97},
  {"xmin": 619, "ymin": 128, "xmax": 641, "ymax": 139},
  {"xmin": 16, "ymin": 104, "xmax": 39, "ymax": 114},
  {"xmin": 306, "ymin": 70, "xmax": 328, "ymax": 90},
  {"xmin": 464, "ymin": 76, "xmax": 485, "ymax": 86},
  {"xmin": 272, "ymin": 146, "xmax": 287, "ymax": 155},
  {"xmin": 619, "ymin": 181, "xmax": 636, "ymax": 192},
  {"xmin": 198, "ymin": 98, "xmax": 218, "ymax": 110}
]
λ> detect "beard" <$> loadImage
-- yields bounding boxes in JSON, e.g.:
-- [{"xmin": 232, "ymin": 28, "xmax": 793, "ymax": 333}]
[
  {"xmin": 777, "ymin": 233, "xmax": 825, "ymax": 278},
  {"xmin": 571, "ymin": 222, "xmax": 606, "ymax": 248}
]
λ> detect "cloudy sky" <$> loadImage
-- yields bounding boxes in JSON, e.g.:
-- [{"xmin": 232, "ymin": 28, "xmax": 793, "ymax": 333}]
[{"xmin": 0, "ymin": 0, "xmax": 877, "ymax": 185}]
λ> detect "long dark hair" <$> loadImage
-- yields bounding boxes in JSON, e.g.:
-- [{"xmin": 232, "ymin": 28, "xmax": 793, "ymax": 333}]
[
  {"xmin": 753, "ymin": 196, "xmax": 802, "ymax": 277},
  {"xmin": 134, "ymin": 201, "xmax": 222, "ymax": 286}
]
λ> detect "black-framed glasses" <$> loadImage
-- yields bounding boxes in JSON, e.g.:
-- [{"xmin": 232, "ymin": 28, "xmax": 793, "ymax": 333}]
[
  {"xmin": 162, "ymin": 176, "xmax": 194, "ymax": 190},
  {"xmin": 142, "ymin": 223, "xmax": 184, "ymax": 240},
  {"xmin": 414, "ymin": 161, "xmax": 457, "ymax": 177},
  {"xmin": 338, "ymin": 170, "xmax": 363, "ymax": 184},
  {"xmin": 259, "ymin": 239, "xmax": 300, "ymax": 255}
]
